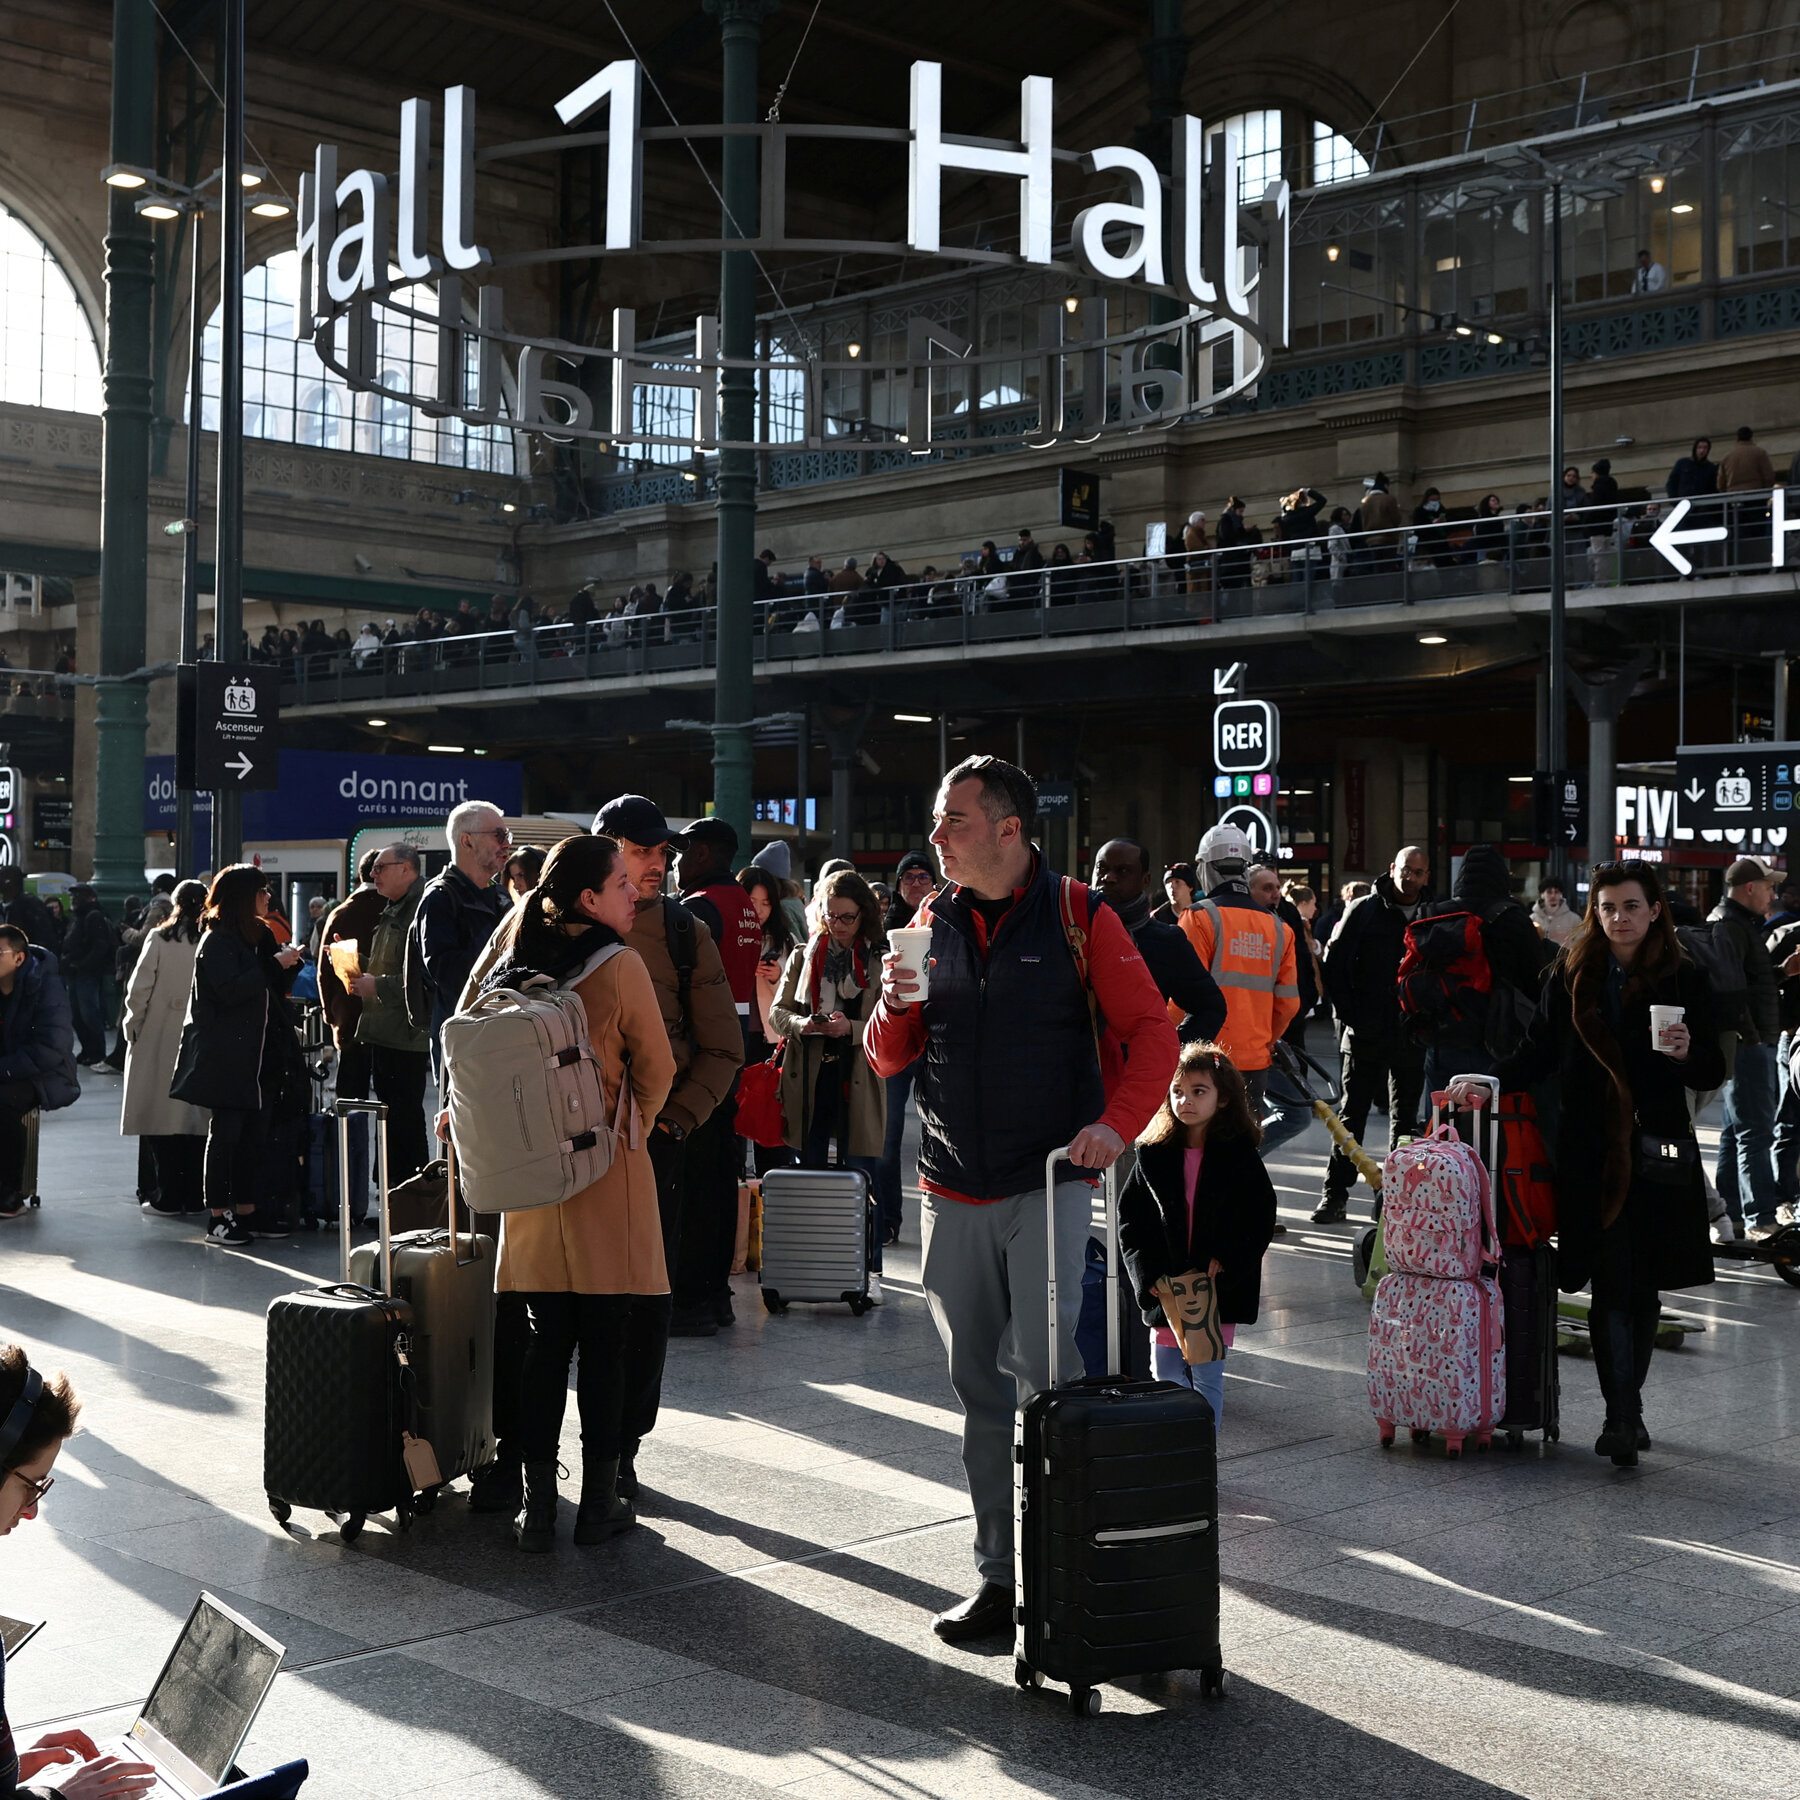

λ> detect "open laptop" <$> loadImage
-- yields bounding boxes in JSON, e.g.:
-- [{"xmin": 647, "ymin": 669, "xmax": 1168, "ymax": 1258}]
[
  {"xmin": 98, "ymin": 1594, "xmax": 285, "ymax": 1798},
  {"xmin": 0, "ymin": 1614, "xmax": 44, "ymax": 1656}
]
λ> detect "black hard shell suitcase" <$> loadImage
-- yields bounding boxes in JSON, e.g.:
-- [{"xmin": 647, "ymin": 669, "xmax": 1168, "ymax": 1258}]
[
  {"xmin": 264, "ymin": 1098, "xmax": 424, "ymax": 1542},
  {"xmin": 348, "ymin": 1146, "xmax": 496, "ymax": 1498},
  {"xmin": 1014, "ymin": 1149, "xmax": 1224, "ymax": 1716},
  {"xmin": 1496, "ymin": 1241, "xmax": 1560, "ymax": 1446}
]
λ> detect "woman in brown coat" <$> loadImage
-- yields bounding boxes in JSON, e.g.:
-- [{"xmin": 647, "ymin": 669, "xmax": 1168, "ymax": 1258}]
[{"xmin": 477, "ymin": 835, "xmax": 676, "ymax": 1552}]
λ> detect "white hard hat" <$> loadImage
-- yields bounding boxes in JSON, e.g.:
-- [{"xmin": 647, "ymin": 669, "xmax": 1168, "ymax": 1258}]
[{"xmin": 1197, "ymin": 822, "xmax": 1253, "ymax": 866}]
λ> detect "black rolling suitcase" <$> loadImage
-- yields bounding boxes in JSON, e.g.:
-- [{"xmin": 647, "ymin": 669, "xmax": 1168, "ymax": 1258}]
[
  {"xmin": 1013, "ymin": 1148, "xmax": 1225, "ymax": 1717},
  {"xmin": 265, "ymin": 1099, "xmax": 431, "ymax": 1543},
  {"xmin": 1496, "ymin": 1242, "xmax": 1560, "ymax": 1447}
]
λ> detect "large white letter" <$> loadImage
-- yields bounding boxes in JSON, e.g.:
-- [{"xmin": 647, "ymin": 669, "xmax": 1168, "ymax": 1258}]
[
  {"xmin": 326, "ymin": 168, "xmax": 390, "ymax": 304},
  {"xmin": 1171, "ymin": 116, "xmax": 1213, "ymax": 306},
  {"xmin": 1774, "ymin": 483, "xmax": 1800, "ymax": 568},
  {"xmin": 554, "ymin": 61, "xmax": 643, "ymax": 251},
  {"xmin": 1071, "ymin": 145, "xmax": 1165, "ymax": 286},
  {"xmin": 442, "ymin": 85, "xmax": 492, "ymax": 271},
  {"xmin": 293, "ymin": 144, "xmax": 338, "ymax": 338},
  {"xmin": 396, "ymin": 97, "xmax": 438, "ymax": 280},
  {"xmin": 909, "ymin": 61, "xmax": 1053, "ymax": 264}
]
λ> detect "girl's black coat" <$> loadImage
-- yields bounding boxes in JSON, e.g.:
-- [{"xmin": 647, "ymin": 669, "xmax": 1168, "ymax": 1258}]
[
  {"xmin": 1117, "ymin": 1131, "xmax": 1278, "ymax": 1328},
  {"xmin": 1495, "ymin": 953, "xmax": 1724, "ymax": 1294},
  {"xmin": 169, "ymin": 926, "xmax": 299, "ymax": 1113}
]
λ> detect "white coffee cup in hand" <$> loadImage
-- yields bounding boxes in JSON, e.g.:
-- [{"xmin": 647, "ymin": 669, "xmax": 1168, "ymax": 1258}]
[
  {"xmin": 1649, "ymin": 1004, "xmax": 1685, "ymax": 1054},
  {"xmin": 886, "ymin": 928, "xmax": 935, "ymax": 1003}
]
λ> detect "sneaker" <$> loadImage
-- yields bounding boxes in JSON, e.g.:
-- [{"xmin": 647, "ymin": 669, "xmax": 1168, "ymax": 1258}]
[
  {"xmin": 1310, "ymin": 1198, "xmax": 1349, "ymax": 1225},
  {"xmin": 1747, "ymin": 1221, "xmax": 1779, "ymax": 1243},
  {"xmin": 252, "ymin": 1218, "xmax": 292, "ymax": 1240},
  {"xmin": 0, "ymin": 1192, "xmax": 28, "ymax": 1221},
  {"xmin": 204, "ymin": 1214, "xmax": 254, "ymax": 1248},
  {"xmin": 143, "ymin": 1195, "xmax": 188, "ymax": 1217},
  {"xmin": 866, "ymin": 1274, "xmax": 884, "ymax": 1305},
  {"xmin": 1269, "ymin": 1220, "xmax": 1288, "ymax": 1236}
]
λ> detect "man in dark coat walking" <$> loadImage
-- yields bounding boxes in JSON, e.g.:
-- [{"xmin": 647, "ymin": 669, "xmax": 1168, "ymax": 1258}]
[
  {"xmin": 0, "ymin": 925, "xmax": 78, "ymax": 1217},
  {"xmin": 60, "ymin": 885, "xmax": 116, "ymax": 1067}
]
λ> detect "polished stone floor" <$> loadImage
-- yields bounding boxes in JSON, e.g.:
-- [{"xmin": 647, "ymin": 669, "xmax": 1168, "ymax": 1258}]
[{"xmin": 4, "ymin": 1056, "xmax": 1800, "ymax": 1799}]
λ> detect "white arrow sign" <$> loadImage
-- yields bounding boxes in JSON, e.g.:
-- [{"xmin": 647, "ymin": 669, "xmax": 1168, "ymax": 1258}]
[
  {"xmin": 225, "ymin": 751, "xmax": 254, "ymax": 781},
  {"xmin": 1565, "ymin": 822, "xmax": 1579, "ymax": 841},
  {"xmin": 1213, "ymin": 663, "xmax": 1245, "ymax": 697},
  {"xmin": 1683, "ymin": 778, "xmax": 1705, "ymax": 802},
  {"xmin": 1649, "ymin": 499, "xmax": 1728, "ymax": 577}
]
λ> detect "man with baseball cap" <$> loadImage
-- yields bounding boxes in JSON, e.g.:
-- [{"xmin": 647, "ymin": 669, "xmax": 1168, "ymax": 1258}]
[
  {"xmin": 1710, "ymin": 856, "xmax": 1783, "ymax": 1239},
  {"xmin": 668, "ymin": 816, "xmax": 764, "ymax": 1330}
]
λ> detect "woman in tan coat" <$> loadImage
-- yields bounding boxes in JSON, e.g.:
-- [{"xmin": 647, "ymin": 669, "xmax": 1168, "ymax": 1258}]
[
  {"xmin": 120, "ymin": 880, "xmax": 209, "ymax": 1213},
  {"xmin": 769, "ymin": 867, "xmax": 888, "ymax": 1291},
  {"xmin": 475, "ymin": 834, "xmax": 675, "ymax": 1553}
]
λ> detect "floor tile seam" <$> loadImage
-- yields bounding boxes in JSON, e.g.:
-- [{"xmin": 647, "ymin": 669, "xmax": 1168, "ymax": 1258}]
[{"xmin": 15, "ymin": 1511, "xmax": 975, "ymax": 1734}]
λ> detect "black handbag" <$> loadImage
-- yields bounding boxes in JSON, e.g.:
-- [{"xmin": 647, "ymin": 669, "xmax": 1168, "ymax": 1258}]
[{"xmin": 1634, "ymin": 1127, "xmax": 1700, "ymax": 1186}]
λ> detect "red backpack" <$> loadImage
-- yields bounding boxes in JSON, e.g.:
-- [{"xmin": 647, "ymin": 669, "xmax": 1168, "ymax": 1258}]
[
  {"xmin": 1396, "ymin": 901, "xmax": 1503, "ymax": 1041},
  {"xmin": 1494, "ymin": 1092, "xmax": 1556, "ymax": 1248}
]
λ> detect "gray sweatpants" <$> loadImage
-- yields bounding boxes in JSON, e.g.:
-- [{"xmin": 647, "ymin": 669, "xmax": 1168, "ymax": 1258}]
[{"xmin": 919, "ymin": 1180, "xmax": 1091, "ymax": 1585}]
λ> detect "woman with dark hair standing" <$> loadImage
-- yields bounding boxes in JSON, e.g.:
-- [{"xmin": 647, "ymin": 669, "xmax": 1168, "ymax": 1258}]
[
  {"xmin": 169, "ymin": 865, "xmax": 303, "ymax": 1248},
  {"xmin": 737, "ymin": 866, "xmax": 797, "ymax": 1046},
  {"xmin": 478, "ymin": 835, "xmax": 676, "ymax": 1552},
  {"xmin": 769, "ymin": 867, "xmax": 888, "ymax": 1293},
  {"xmin": 502, "ymin": 844, "xmax": 547, "ymax": 902},
  {"xmin": 0, "ymin": 1346, "xmax": 157, "ymax": 1799},
  {"xmin": 120, "ymin": 879, "xmax": 210, "ymax": 1216},
  {"xmin": 1450, "ymin": 861, "xmax": 1724, "ymax": 1466}
]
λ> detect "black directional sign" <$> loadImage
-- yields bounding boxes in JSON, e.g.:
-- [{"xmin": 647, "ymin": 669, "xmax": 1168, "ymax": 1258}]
[
  {"xmin": 182, "ymin": 662, "xmax": 280, "ymax": 792},
  {"xmin": 1058, "ymin": 468, "xmax": 1100, "ymax": 533},
  {"xmin": 1212, "ymin": 699, "xmax": 1279, "ymax": 774},
  {"xmin": 1675, "ymin": 742, "xmax": 1799, "ymax": 834},
  {"xmin": 1533, "ymin": 769, "xmax": 1586, "ymax": 848}
]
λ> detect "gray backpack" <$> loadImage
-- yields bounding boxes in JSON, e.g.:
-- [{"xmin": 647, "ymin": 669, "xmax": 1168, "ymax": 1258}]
[{"xmin": 440, "ymin": 943, "xmax": 637, "ymax": 1214}]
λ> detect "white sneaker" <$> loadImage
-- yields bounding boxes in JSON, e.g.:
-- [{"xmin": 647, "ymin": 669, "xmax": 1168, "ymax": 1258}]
[
  {"xmin": 866, "ymin": 1274, "xmax": 884, "ymax": 1305},
  {"xmin": 1713, "ymin": 1219, "xmax": 1746, "ymax": 1245}
]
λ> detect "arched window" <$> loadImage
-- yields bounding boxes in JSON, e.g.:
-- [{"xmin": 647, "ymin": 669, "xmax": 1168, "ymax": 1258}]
[
  {"xmin": 0, "ymin": 200, "xmax": 101, "ymax": 413},
  {"xmin": 1312, "ymin": 121, "xmax": 1371, "ymax": 186},
  {"xmin": 1213, "ymin": 113, "xmax": 1375, "ymax": 197},
  {"xmin": 197, "ymin": 250, "xmax": 514, "ymax": 472}
]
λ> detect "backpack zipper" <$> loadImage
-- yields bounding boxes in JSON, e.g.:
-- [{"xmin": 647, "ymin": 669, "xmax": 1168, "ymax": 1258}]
[{"xmin": 512, "ymin": 1074, "xmax": 533, "ymax": 1151}]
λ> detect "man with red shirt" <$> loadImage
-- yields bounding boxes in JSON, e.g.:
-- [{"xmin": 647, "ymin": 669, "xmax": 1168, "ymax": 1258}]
[{"xmin": 867, "ymin": 757, "xmax": 1178, "ymax": 1644}]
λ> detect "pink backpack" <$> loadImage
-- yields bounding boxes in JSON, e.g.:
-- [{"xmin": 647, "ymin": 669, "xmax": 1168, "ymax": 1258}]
[{"xmin": 1380, "ymin": 1125, "xmax": 1496, "ymax": 1281}]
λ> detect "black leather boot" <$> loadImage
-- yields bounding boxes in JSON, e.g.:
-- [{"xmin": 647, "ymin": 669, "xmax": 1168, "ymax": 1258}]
[
  {"xmin": 513, "ymin": 1461, "xmax": 560, "ymax": 1552},
  {"xmin": 616, "ymin": 1448, "xmax": 640, "ymax": 1501},
  {"xmin": 572, "ymin": 1456, "xmax": 636, "ymax": 1545},
  {"xmin": 1593, "ymin": 1418, "xmax": 1638, "ymax": 1468}
]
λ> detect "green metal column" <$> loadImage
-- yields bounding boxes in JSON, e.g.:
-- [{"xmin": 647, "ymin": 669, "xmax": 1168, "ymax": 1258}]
[
  {"xmin": 94, "ymin": 0, "xmax": 157, "ymax": 911},
  {"xmin": 704, "ymin": 0, "xmax": 777, "ymax": 853}
]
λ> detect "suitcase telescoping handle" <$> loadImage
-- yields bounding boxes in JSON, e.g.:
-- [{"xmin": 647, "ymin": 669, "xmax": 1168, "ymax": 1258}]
[
  {"xmin": 1430, "ymin": 1074, "xmax": 1502, "ymax": 1262},
  {"xmin": 443, "ymin": 1138, "xmax": 477, "ymax": 1270},
  {"xmin": 334, "ymin": 1097, "xmax": 392, "ymax": 1293},
  {"xmin": 1043, "ymin": 1145, "xmax": 1120, "ymax": 1391}
]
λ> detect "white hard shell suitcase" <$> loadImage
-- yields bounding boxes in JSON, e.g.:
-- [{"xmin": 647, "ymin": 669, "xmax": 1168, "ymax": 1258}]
[{"xmin": 758, "ymin": 1168, "xmax": 875, "ymax": 1316}]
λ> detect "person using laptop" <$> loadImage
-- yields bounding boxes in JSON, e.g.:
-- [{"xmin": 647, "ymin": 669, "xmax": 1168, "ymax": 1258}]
[{"xmin": 1, "ymin": 1342, "xmax": 157, "ymax": 1798}]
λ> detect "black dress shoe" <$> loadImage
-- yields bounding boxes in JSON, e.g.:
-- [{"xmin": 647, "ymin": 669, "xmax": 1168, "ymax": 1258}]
[
  {"xmin": 1634, "ymin": 1417, "xmax": 1652, "ymax": 1451},
  {"xmin": 1594, "ymin": 1418, "xmax": 1638, "ymax": 1467},
  {"xmin": 1310, "ymin": 1198, "xmax": 1348, "ymax": 1224},
  {"xmin": 932, "ymin": 1581, "xmax": 1014, "ymax": 1644}
]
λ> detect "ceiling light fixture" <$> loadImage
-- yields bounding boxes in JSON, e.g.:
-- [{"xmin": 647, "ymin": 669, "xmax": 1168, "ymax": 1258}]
[
  {"xmin": 367, "ymin": 718, "xmax": 388, "ymax": 727},
  {"xmin": 249, "ymin": 199, "xmax": 292, "ymax": 218},
  {"xmin": 1671, "ymin": 202, "xmax": 1694, "ymax": 215},
  {"xmin": 893, "ymin": 712, "xmax": 933, "ymax": 723},
  {"xmin": 427, "ymin": 744, "xmax": 466, "ymax": 754},
  {"xmin": 1649, "ymin": 175, "xmax": 1665, "ymax": 194},
  {"xmin": 1418, "ymin": 631, "xmax": 1448, "ymax": 645},
  {"xmin": 136, "ymin": 200, "xmax": 182, "ymax": 221},
  {"xmin": 1325, "ymin": 244, "xmax": 1340, "ymax": 262},
  {"xmin": 1485, "ymin": 331, "xmax": 1505, "ymax": 344},
  {"xmin": 102, "ymin": 165, "xmax": 148, "ymax": 188},
  {"xmin": 1507, "ymin": 774, "xmax": 1532, "ymax": 783},
  {"xmin": 846, "ymin": 342, "xmax": 861, "ymax": 358},
  {"xmin": 1064, "ymin": 295, "xmax": 1080, "ymax": 312}
]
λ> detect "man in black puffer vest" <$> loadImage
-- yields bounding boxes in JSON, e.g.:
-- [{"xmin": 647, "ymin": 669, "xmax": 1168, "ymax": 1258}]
[{"xmin": 867, "ymin": 759, "xmax": 1177, "ymax": 1647}]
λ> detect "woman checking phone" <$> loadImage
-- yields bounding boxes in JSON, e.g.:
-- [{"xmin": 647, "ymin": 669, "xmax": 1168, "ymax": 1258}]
[{"xmin": 1448, "ymin": 860, "xmax": 1723, "ymax": 1467}]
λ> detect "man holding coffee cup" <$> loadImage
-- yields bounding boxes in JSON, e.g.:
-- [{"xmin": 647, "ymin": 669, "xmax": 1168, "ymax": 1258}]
[{"xmin": 865, "ymin": 757, "xmax": 1177, "ymax": 1645}]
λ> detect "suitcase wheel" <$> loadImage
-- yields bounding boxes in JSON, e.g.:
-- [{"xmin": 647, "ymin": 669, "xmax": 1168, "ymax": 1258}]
[
  {"xmin": 1443, "ymin": 1433, "xmax": 1464, "ymax": 1459},
  {"xmin": 267, "ymin": 1497, "xmax": 291, "ymax": 1526},
  {"xmin": 1013, "ymin": 1658, "xmax": 1041, "ymax": 1691},
  {"xmin": 1377, "ymin": 1422, "xmax": 1395, "ymax": 1448},
  {"xmin": 27, "ymin": 1195, "xmax": 38, "ymax": 1209},
  {"xmin": 1199, "ymin": 1664, "xmax": 1226, "ymax": 1699},
  {"xmin": 339, "ymin": 1512, "xmax": 365, "ymax": 1544},
  {"xmin": 762, "ymin": 1288, "xmax": 785, "ymax": 1314},
  {"xmin": 1505, "ymin": 1430, "xmax": 1525, "ymax": 1452},
  {"xmin": 1547, "ymin": 1424, "xmax": 1560, "ymax": 1443},
  {"xmin": 1473, "ymin": 1431, "xmax": 1493, "ymax": 1453},
  {"xmin": 1068, "ymin": 1686, "xmax": 1101, "ymax": 1718},
  {"xmin": 846, "ymin": 1293, "xmax": 870, "ymax": 1317},
  {"xmin": 1409, "ymin": 1428, "xmax": 1431, "ymax": 1446}
]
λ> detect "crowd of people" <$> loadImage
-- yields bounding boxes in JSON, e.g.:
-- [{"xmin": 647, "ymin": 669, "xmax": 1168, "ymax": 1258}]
[{"xmin": 1, "ymin": 765, "xmax": 1794, "ymax": 1662}]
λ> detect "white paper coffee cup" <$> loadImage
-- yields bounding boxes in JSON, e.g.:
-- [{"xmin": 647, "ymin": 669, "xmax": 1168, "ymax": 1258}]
[
  {"xmin": 888, "ymin": 927, "xmax": 933, "ymax": 1000},
  {"xmin": 1649, "ymin": 1003, "xmax": 1684, "ymax": 1050}
]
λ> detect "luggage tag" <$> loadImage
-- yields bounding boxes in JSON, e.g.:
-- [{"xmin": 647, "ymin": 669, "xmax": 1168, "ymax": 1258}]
[{"xmin": 403, "ymin": 1432, "xmax": 443, "ymax": 1490}]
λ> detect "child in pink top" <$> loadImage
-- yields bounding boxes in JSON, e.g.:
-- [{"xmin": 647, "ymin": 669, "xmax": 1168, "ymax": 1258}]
[{"xmin": 1117, "ymin": 1041, "xmax": 1279, "ymax": 1430}]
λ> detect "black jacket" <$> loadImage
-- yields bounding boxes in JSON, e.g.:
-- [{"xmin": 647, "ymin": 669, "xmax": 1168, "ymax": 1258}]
[
  {"xmin": 1107, "ymin": 894, "xmax": 1227, "ymax": 1041},
  {"xmin": 169, "ymin": 927, "xmax": 295, "ymax": 1113},
  {"xmin": 1708, "ymin": 895, "xmax": 1780, "ymax": 1045},
  {"xmin": 1275, "ymin": 896, "xmax": 1319, "ymax": 1014},
  {"xmin": 1497, "ymin": 954, "xmax": 1724, "ymax": 1294},
  {"xmin": 1666, "ymin": 454, "xmax": 1718, "ymax": 498},
  {"xmin": 60, "ymin": 901, "xmax": 115, "ymax": 979},
  {"xmin": 1117, "ymin": 1131, "xmax": 1278, "ymax": 1327},
  {"xmin": 1768, "ymin": 919, "xmax": 1800, "ymax": 1035},
  {"xmin": 3, "ymin": 892, "xmax": 57, "ymax": 951},
  {"xmin": 414, "ymin": 865, "xmax": 507, "ymax": 1032},
  {"xmin": 1322, "ymin": 874, "xmax": 1430, "ymax": 1047},
  {"xmin": 909, "ymin": 860, "xmax": 1105, "ymax": 1201},
  {"xmin": 0, "ymin": 946, "xmax": 78, "ymax": 1111}
]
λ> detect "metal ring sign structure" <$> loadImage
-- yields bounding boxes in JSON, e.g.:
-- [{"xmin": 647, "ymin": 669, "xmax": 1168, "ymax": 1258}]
[{"xmin": 291, "ymin": 62, "xmax": 1290, "ymax": 456}]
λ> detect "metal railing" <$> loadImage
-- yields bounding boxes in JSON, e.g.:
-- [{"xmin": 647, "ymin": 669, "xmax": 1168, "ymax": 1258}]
[{"xmin": 275, "ymin": 487, "xmax": 1795, "ymax": 707}]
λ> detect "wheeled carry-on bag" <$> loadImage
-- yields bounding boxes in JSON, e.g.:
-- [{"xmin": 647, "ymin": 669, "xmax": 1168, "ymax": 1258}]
[
  {"xmin": 758, "ymin": 1167, "xmax": 875, "ymax": 1315},
  {"xmin": 1014, "ymin": 1148, "xmax": 1224, "ymax": 1718},
  {"xmin": 348, "ymin": 1144, "xmax": 497, "ymax": 1505},
  {"xmin": 264, "ymin": 1099, "xmax": 434, "ymax": 1543},
  {"xmin": 1367, "ymin": 1080, "xmax": 1506, "ymax": 1456}
]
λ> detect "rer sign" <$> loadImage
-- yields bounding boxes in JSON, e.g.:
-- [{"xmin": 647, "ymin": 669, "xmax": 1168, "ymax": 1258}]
[{"xmin": 1213, "ymin": 699, "xmax": 1279, "ymax": 774}]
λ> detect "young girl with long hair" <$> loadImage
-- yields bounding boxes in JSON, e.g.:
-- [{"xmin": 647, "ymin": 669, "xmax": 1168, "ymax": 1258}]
[{"xmin": 1117, "ymin": 1041, "xmax": 1278, "ymax": 1428}]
